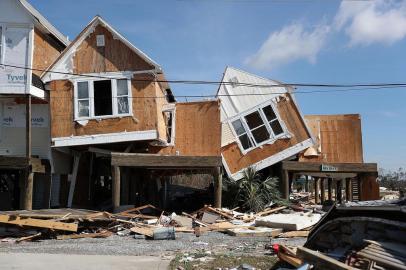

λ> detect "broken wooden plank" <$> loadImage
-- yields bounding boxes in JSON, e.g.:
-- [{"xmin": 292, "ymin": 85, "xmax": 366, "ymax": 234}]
[
  {"xmin": 226, "ymin": 227, "xmax": 283, "ymax": 237},
  {"xmin": 296, "ymin": 246, "xmax": 355, "ymax": 270},
  {"xmin": 278, "ymin": 248, "xmax": 303, "ymax": 268},
  {"xmin": 130, "ymin": 226, "xmax": 154, "ymax": 238},
  {"xmin": 257, "ymin": 206, "xmax": 287, "ymax": 216},
  {"xmin": 0, "ymin": 214, "xmax": 78, "ymax": 232},
  {"xmin": 278, "ymin": 230, "xmax": 310, "ymax": 238},
  {"xmin": 57, "ymin": 231, "xmax": 112, "ymax": 240},
  {"xmin": 16, "ymin": 232, "xmax": 42, "ymax": 243}
]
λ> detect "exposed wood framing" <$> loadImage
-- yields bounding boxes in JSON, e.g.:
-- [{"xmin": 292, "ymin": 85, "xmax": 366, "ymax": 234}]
[{"xmin": 111, "ymin": 153, "xmax": 222, "ymax": 168}]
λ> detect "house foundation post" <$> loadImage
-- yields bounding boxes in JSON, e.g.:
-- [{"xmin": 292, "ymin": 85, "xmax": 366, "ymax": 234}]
[
  {"xmin": 112, "ymin": 166, "xmax": 121, "ymax": 211},
  {"xmin": 314, "ymin": 178, "xmax": 319, "ymax": 204},
  {"xmin": 345, "ymin": 178, "xmax": 351, "ymax": 202},
  {"xmin": 23, "ymin": 94, "xmax": 33, "ymax": 210},
  {"xmin": 320, "ymin": 178, "xmax": 325, "ymax": 204},
  {"xmin": 214, "ymin": 167, "xmax": 222, "ymax": 208},
  {"xmin": 327, "ymin": 178, "xmax": 333, "ymax": 201}
]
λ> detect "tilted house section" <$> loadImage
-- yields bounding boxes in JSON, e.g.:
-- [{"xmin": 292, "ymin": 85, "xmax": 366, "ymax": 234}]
[{"xmin": 218, "ymin": 67, "xmax": 314, "ymax": 180}]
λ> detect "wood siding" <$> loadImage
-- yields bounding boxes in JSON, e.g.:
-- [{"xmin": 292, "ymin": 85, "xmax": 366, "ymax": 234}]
[
  {"xmin": 73, "ymin": 25, "xmax": 155, "ymax": 74},
  {"xmin": 49, "ymin": 74, "xmax": 164, "ymax": 139},
  {"xmin": 32, "ymin": 28, "xmax": 64, "ymax": 77},
  {"xmin": 299, "ymin": 114, "xmax": 363, "ymax": 163},
  {"xmin": 222, "ymin": 94, "xmax": 311, "ymax": 174},
  {"xmin": 151, "ymin": 101, "xmax": 221, "ymax": 156}
]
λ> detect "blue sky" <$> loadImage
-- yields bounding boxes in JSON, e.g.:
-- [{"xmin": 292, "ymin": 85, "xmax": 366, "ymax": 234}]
[{"xmin": 31, "ymin": 0, "xmax": 406, "ymax": 170}]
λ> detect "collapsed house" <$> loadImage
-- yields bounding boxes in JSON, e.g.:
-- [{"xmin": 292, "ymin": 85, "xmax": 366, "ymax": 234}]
[
  {"xmin": 42, "ymin": 16, "xmax": 222, "ymax": 211},
  {"xmin": 217, "ymin": 67, "xmax": 379, "ymax": 201},
  {"xmin": 0, "ymin": 0, "xmax": 68, "ymax": 210}
]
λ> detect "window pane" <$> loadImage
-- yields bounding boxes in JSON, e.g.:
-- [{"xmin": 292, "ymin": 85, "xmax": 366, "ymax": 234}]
[
  {"xmin": 238, "ymin": 134, "xmax": 252, "ymax": 150},
  {"xmin": 94, "ymin": 80, "xmax": 113, "ymax": 116},
  {"xmin": 251, "ymin": 126, "xmax": 270, "ymax": 144},
  {"xmin": 78, "ymin": 100, "xmax": 89, "ymax": 117},
  {"xmin": 263, "ymin": 105, "xmax": 277, "ymax": 121},
  {"xmin": 117, "ymin": 97, "xmax": 129, "ymax": 114},
  {"xmin": 77, "ymin": 82, "xmax": 89, "ymax": 99},
  {"xmin": 270, "ymin": 120, "xmax": 284, "ymax": 135},
  {"xmin": 232, "ymin": 119, "xmax": 246, "ymax": 136},
  {"xmin": 245, "ymin": 111, "xmax": 264, "ymax": 129},
  {"xmin": 117, "ymin": 79, "xmax": 129, "ymax": 96}
]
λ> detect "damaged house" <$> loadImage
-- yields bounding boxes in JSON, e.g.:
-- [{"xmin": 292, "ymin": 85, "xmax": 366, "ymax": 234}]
[
  {"xmin": 0, "ymin": 0, "xmax": 68, "ymax": 210},
  {"xmin": 218, "ymin": 67, "xmax": 314, "ymax": 198},
  {"xmin": 42, "ymin": 16, "xmax": 222, "ymax": 211},
  {"xmin": 217, "ymin": 67, "xmax": 378, "ymax": 201}
]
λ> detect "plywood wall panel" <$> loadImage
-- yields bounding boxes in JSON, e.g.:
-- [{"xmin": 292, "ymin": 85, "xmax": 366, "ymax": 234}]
[
  {"xmin": 33, "ymin": 28, "xmax": 64, "ymax": 76},
  {"xmin": 49, "ymin": 75, "xmax": 165, "ymax": 139},
  {"xmin": 299, "ymin": 114, "xmax": 363, "ymax": 163},
  {"xmin": 73, "ymin": 25, "xmax": 154, "ymax": 74},
  {"xmin": 151, "ymin": 101, "xmax": 221, "ymax": 156}
]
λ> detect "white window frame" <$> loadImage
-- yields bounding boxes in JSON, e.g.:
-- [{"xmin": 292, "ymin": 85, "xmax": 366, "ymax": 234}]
[
  {"xmin": 73, "ymin": 74, "xmax": 133, "ymax": 121},
  {"xmin": 229, "ymin": 100, "xmax": 287, "ymax": 154}
]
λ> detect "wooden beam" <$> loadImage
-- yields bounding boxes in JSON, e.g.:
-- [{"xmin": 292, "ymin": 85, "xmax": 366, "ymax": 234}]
[
  {"xmin": 296, "ymin": 246, "xmax": 355, "ymax": 270},
  {"xmin": 282, "ymin": 161, "xmax": 377, "ymax": 173},
  {"xmin": 282, "ymin": 169, "xmax": 290, "ymax": 200},
  {"xmin": 345, "ymin": 178, "xmax": 352, "ymax": 202},
  {"xmin": 112, "ymin": 166, "xmax": 121, "ymax": 211},
  {"xmin": 213, "ymin": 167, "xmax": 222, "ymax": 208},
  {"xmin": 314, "ymin": 178, "xmax": 319, "ymax": 204},
  {"xmin": 111, "ymin": 153, "xmax": 222, "ymax": 168},
  {"xmin": 320, "ymin": 178, "xmax": 325, "ymax": 203},
  {"xmin": 328, "ymin": 178, "xmax": 333, "ymax": 201},
  {"xmin": 337, "ymin": 180, "xmax": 343, "ymax": 203},
  {"xmin": 23, "ymin": 94, "xmax": 33, "ymax": 210},
  {"xmin": 67, "ymin": 154, "xmax": 81, "ymax": 208},
  {"xmin": 0, "ymin": 214, "xmax": 78, "ymax": 232}
]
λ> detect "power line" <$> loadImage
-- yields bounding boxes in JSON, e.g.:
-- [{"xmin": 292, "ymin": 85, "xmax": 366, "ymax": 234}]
[{"xmin": 3, "ymin": 63, "xmax": 406, "ymax": 89}]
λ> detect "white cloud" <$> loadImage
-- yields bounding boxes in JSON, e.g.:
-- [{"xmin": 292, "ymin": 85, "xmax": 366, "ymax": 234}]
[
  {"xmin": 245, "ymin": 23, "xmax": 330, "ymax": 70},
  {"xmin": 335, "ymin": 0, "xmax": 406, "ymax": 46}
]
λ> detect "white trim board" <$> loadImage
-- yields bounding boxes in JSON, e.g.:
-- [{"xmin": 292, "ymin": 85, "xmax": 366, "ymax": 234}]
[
  {"xmin": 224, "ymin": 138, "xmax": 314, "ymax": 180},
  {"xmin": 52, "ymin": 130, "xmax": 158, "ymax": 147}
]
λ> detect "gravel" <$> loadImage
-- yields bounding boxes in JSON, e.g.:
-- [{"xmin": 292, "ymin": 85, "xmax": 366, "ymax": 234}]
[{"xmin": 0, "ymin": 232, "xmax": 306, "ymax": 256}]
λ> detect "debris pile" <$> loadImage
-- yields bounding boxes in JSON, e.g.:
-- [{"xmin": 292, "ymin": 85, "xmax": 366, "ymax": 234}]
[{"xmin": 0, "ymin": 202, "xmax": 324, "ymax": 243}]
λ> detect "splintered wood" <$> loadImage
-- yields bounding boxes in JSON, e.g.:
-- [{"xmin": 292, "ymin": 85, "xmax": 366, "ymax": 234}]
[{"xmin": 0, "ymin": 214, "xmax": 78, "ymax": 232}]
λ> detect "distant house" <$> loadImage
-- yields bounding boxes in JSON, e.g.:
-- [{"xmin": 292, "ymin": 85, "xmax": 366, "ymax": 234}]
[
  {"xmin": 43, "ymin": 16, "xmax": 222, "ymax": 210},
  {"xmin": 0, "ymin": 0, "xmax": 68, "ymax": 210},
  {"xmin": 218, "ymin": 67, "xmax": 314, "ymax": 181}
]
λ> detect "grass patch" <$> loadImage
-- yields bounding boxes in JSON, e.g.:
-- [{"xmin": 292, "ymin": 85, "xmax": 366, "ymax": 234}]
[{"xmin": 169, "ymin": 252, "xmax": 278, "ymax": 270}]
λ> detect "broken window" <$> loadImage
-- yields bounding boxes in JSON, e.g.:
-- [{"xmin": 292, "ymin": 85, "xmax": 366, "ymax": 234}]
[
  {"xmin": 232, "ymin": 119, "xmax": 253, "ymax": 150},
  {"xmin": 77, "ymin": 81, "xmax": 90, "ymax": 117},
  {"xmin": 244, "ymin": 111, "xmax": 270, "ymax": 144},
  {"xmin": 94, "ymin": 80, "xmax": 113, "ymax": 116},
  {"xmin": 116, "ymin": 79, "xmax": 129, "ymax": 114},
  {"xmin": 262, "ymin": 105, "xmax": 283, "ymax": 135},
  {"xmin": 163, "ymin": 110, "xmax": 174, "ymax": 144}
]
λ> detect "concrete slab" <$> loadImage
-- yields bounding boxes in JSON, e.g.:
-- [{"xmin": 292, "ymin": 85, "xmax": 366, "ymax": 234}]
[
  {"xmin": 0, "ymin": 253, "xmax": 170, "ymax": 270},
  {"xmin": 255, "ymin": 212, "xmax": 322, "ymax": 231}
]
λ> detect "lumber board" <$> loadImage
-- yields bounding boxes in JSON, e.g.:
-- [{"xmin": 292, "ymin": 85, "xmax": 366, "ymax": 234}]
[
  {"xmin": 226, "ymin": 227, "xmax": 283, "ymax": 237},
  {"xmin": 111, "ymin": 153, "xmax": 222, "ymax": 168},
  {"xmin": 0, "ymin": 215, "xmax": 78, "ymax": 232},
  {"xmin": 278, "ymin": 250, "xmax": 303, "ymax": 268},
  {"xmin": 278, "ymin": 230, "xmax": 309, "ymax": 238},
  {"xmin": 257, "ymin": 206, "xmax": 287, "ymax": 216},
  {"xmin": 130, "ymin": 226, "xmax": 153, "ymax": 237},
  {"xmin": 296, "ymin": 246, "xmax": 355, "ymax": 270},
  {"xmin": 57, "ymin": 231, "xmax": 112, "ymax": 240}
]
